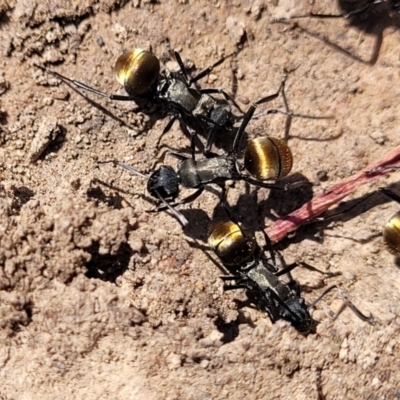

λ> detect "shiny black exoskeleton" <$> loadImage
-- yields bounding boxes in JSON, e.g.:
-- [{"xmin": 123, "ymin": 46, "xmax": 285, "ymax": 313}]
[
  {"xmin": 108, "ymin": 103, "xmax": 293, "ymax": 225},
  {"xmin": 39, "ymin": 46, "xmax": 327, "ymax": 152},
  {"xmin": 245, "ymin": 262, "xmax": 312, "ymax": 332},
  {"xmin": 208, "ymin": 216, "xmax": 374, "ymax": 332},
  {"xmin": 39, "ymin": 47, "xmax": 286, "ymax": 152},
  {"xmin": 208, "ymin": 219, "xmax": 313, "ymax": 332}
]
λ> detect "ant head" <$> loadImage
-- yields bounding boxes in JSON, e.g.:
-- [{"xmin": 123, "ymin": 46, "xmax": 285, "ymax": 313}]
[
  {"xmin": 284, "ymin": 296, "xmax": 314, "ymax": 333},
  {"xmin": 115, "ymin": 49, "xmax": 160, "ymax": 96},
  {"xmin": 147, "ymin": 165, "xmax": 180, "ymax": 200},
  {"xmin": 244, "ymin": 137, "xmax": 293, "ymax": 180},
  {"xmin": 208, "ymin": 220, "xmax": 256, "ymax": 266}
]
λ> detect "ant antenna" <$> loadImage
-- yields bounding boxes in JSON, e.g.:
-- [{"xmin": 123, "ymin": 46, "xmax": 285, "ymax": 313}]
[{"xmin": 98, "ymin": 160, "xmax": 189, "ymax": 226}]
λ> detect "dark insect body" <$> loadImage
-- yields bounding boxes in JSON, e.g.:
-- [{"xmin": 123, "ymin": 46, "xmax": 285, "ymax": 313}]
[
  {"xmin": 209, "ymin": 219, "xmax": 315, "ymax": 332},
  {"xmin": 208, "ymin": 218, "xmax": 374, "ymax": 332},
  {"xmin": 39, "ymin": 48, "xmax": 296, "ymax": 153},
  {"xmin": 104, "ymin": 103, "xmax": 293, "ymax": 226}
]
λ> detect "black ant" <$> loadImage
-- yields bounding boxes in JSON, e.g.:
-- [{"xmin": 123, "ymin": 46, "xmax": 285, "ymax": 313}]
[
  {"xmin": 100, "ymin": 102, "xmax": 294, "ymax": 226},
  {"xmin": 37, "ymin": 43, "xmax": 331, "ymax": 154},
  {"xmin": 207, "ymin": 211, "xmax": 375, "ymax": 332},
  {"xmin": 37, "ymin": 46, "xmax": 303, "ymax": 154}
]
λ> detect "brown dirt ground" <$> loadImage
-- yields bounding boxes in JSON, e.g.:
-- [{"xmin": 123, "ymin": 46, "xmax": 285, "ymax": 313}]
[{"xmin": 1, "ymin": 0, "xmax": 400, "ymax": 399}]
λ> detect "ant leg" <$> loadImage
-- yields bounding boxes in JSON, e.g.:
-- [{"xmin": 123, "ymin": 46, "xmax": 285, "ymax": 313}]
[
  {"xmin": 332, "ymin": 287, "xmax": 375, "ymax": 324},
  {"xmin": 204, "ymin": 124, "xmax": 219, "ymax": 156},
  {"xmin": 156, "ymin": 116, "xmax": 178, "ymax": 148},
  {"xmin": 188, "ymin": 53, "xmax": 236, "ymax": 85},
  {"xmin": 200, "ymin": 88, "xmax": 245, "ymax": 115},
  {"xmin": 253, "ymin": 74, "xmax": 287, "ymax": 107},
  {"xmin": 158, "ymin": 114, "xmax": 204, "ymax": 158},
  {"xmin": 231, "ymin": 104, "xmax": 257, "ymax": 156},
  {"xmin": 251, "ymin": 73, "xmax": 291, "ymax": 137},
  {"xmin": 165, "ymin": 149, "xmax": 191, "ymax": 162},
  {"xmin": 217, "ymin": 184, "xmax": 228, "ymax": 206},
  {"xmin": 152, "ymin": 147, "xmax": 198, "ymax": 170},
  {"xmin": 308, "ymin": 285, "xmax": 375, "ymax": 325},
  {"xmin": 253, "ymin": 74, "xmax": 333, "ymax": 121},
  {"xmin": 240, "ymin": 175, "xmax": 287, "ymax": 190},
  {"xmin": 221, "ymin": 275, "xmax": 247, "ymax": 291},
  {"xmin": 223, "ymin": 284, "xmax": 248, "ymax": 291},
  {"xmin": 275, "ymin": 261, "xmax": 341, "ymax": 278},
  {"xmin": 153, "ymin": 190, "xmax": 189, "ymax": 226},
  {"xmin": 174, "ymin": 50, "xmax": 236, "ymax": 86},
  {"xmin": 220, "ymin": 275, "xmax": 242, "ymax": 281},
  {"xmin": 35, "ymin": 65, "xmax": 134, "ymax": 101},
  {"xmin": 253, "ymin": 108, "xmax": 333, "ymax": 120},
  {"xmin": 256, "ymin": 226, "xmax": 279, "ymax": 270},
  {"xmin": 183, "ymin": 123, "xmax": 202, "ymax": 160},
  {"xmin": 174, "ymin": 50, "xmax": 190, "ymax": 83},
  {"xmin": 153, "ymin": 187, "xmax": 205, "ymax": 211},
  {"xmin": 98, "ymin": 160, "xmax": 149, "ymax": 179}
]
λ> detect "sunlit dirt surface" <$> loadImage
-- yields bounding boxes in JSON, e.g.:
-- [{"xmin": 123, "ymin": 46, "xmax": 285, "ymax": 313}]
[{"xmin": 1, "ymin": 1, "xmax": 400, "ymax": 399}]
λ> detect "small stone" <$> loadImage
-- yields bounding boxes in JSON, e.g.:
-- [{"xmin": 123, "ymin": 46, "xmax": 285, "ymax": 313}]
[
  {"xmin": 369, "ymin": 130, "xmax": 387, "ymax": 145},
  {"xmin": 29, "ymin": 118, "xmax": 61, "ymax": 162},
  {"xmin": 226, "ymin": 16, "xmax": 246, "ymax": 45}
]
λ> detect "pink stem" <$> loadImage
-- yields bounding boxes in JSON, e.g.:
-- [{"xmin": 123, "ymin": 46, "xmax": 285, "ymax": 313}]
[{"xmin": 266, "ymin": 144, "xmax": 400, "ymax": 242}]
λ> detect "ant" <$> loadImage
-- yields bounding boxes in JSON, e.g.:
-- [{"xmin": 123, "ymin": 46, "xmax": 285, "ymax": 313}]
[
  {"xmin": 100, "ymin": 102, "xmax": 295, "ymax": 226},
  {"xmin": 207, "ymin": 208, "xmax": 375, "ymax": 332},
  {"xmin": 37, "ymin": 46, "xmax": 302, "ymax": 153}
]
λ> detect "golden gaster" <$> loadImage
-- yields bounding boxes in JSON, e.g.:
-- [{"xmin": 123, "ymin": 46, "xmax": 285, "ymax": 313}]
[
  {"xmin": 208, "ymin": 221, "xmax": 256, "ymax": 266},
  {"xmin": 244, "ymin": 137, "xmax": 293, "ymax": 180},
  {"xmin": 383, "ymin": 211, "xmax": 400, "ymax": 254},
  {"xmin": 115, "ymin": 49, "xmax": 160, "ymax": 96}
]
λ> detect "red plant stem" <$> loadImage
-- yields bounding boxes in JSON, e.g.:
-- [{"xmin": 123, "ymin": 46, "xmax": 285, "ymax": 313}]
[{"xmin": 266, "ymin": 144, "xmax": 400, "ymax": 243}]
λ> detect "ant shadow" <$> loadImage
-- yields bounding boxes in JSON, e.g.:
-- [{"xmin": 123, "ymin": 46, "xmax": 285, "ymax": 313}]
[
  {"xmin": 47, "ymin": 75, "xmax": 152, "ymax": 132},
  {"xmin": 284, "ymin": 0, "xmax": 400, "ymax": 65},
  {"xmin": 35, "ymin": 125, "xmax": 67, "ymax": 162},
  {"xmin": 84, "ymin": 241, "xmax": 133, "ymax": 283},
  {"xmin": 86, "ymin": 181, "xmax": 127, "ymax": 210},
  {"xmin": 182, "ymin": 172, "xmax": 314, "ymax": 244},
  {"xmin": 92, "ymin": 163, "xmax": 314, "ymax": 245},
  {"xmin": 275, "ymin": 180, "xmax": 400, "ymax": 252},
  {"xmin": 9, "ymin": 185, "xmax": 35, "ymax": 215}
]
